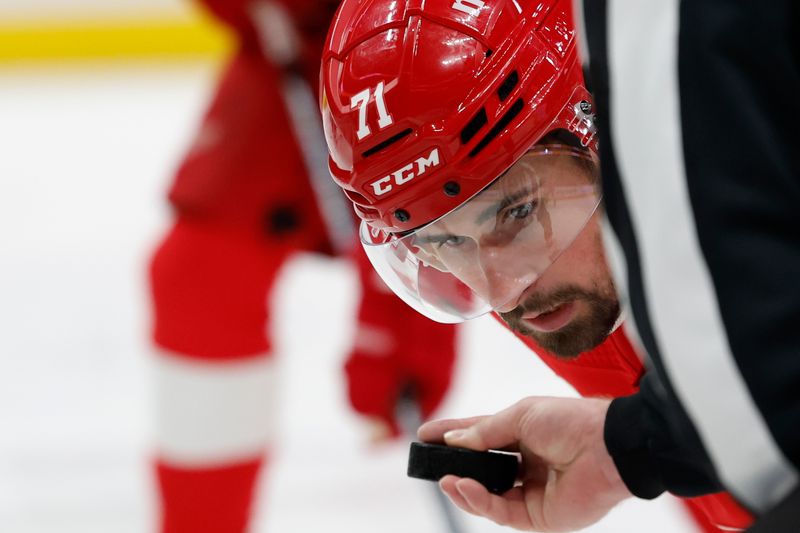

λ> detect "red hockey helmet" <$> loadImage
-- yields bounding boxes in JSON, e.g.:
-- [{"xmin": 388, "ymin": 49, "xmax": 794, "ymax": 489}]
[{"xmin": 321, "ymin": 0, "xmax": 600, "ymax": 322}]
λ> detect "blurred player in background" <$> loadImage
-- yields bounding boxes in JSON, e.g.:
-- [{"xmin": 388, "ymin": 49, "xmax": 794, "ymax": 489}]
[
  {"xmin": 148, "ymin": 1, "xmax": 458, "ymax": 531},
  {"xmin": 320, "ymin": 0, "xmax": 753, "ymax": 530}
]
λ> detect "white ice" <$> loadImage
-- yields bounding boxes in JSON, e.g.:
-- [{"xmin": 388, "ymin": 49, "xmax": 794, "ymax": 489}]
[{"xmin": 0, "ymin": 61, "xmax": 698, "ymax": 533}]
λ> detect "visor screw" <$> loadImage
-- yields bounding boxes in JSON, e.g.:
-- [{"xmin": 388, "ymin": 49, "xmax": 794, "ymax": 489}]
[
  {"xmin": 443, "ymin": 181, "xmax": 461, "ymax": 197},
  {"xmin": 579, "ymin": 100, "xmax": 593, "ymax": 114},
  {"xmin": 394, "ymin": 209, "xmax": 410, "ymax": 222}
]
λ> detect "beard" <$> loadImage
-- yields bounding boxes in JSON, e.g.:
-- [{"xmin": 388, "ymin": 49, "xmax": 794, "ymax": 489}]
[{"xmin": 499, "ymin": 284, "xmax": 620, "ymax": 358}]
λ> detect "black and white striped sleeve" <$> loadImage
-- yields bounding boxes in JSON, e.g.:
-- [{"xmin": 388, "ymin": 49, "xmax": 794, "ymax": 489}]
[{"xmin": 577, "ymin": 0, "xmax": 800, "ymax": 516}]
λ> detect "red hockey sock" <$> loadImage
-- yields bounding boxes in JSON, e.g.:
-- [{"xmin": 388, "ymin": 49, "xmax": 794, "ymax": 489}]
[
  {"xmin": 157, "ymin": 457, "xmax": 266, "ymax": 533},
  {"xmin": 149, "ymin": 219, "xmax": 287, "ymax": 533}
]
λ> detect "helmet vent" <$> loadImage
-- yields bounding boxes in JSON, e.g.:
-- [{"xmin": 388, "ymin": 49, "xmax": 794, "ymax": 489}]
[
  {"xmin": 469, "ymin": 99, "xmax": 525, "ymax": 157},
  {"xmin": 345, "ymin": 189, "xmax": 370, "ymax": 204},
  {"xmin": 460, "ymin": 108, "xmax": 488, "ymax": 144},
  {"xmin": 362, "ymin": 128, "xmax": 413, "ymax": 158},
  {"xmin": 497, "ymin": 71, "xmax": 519, "ymax": 102},
  {"xmin": 355, "ymin": 204, "xmax": 380, "ymax": 218}
]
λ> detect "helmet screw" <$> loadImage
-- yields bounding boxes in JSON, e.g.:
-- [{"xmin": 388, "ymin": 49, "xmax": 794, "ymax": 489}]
[
  {"xmin": 443, "ymin": 181, "xmax": 461, "ymax": 197},
  {"xmin": 394, "ymin": 209, "xmax": 410, "ymax": 222},
  {"xmin": 579, "ymin": 100, "xmax": 593, "ymax": 114}
]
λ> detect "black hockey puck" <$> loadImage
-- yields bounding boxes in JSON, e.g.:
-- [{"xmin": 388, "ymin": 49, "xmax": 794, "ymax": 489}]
[{"xmin": 407, "ymin": 442, "xmax": 519, "ymax": 495}]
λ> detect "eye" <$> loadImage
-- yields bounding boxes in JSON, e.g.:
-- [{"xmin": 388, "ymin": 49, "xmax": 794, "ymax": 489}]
[
  {"xmin": 506, "ymin": 200, "xmax": 537, "ymax": 220},
  {"xmin": 437, "ymin": 235, "xmax": 468, "ymax": 248}
]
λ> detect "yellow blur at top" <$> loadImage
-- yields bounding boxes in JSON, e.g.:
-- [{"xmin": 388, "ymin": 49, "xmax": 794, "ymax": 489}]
[{"xmin": 0, "ymin": 7, "xmax": 234, "ymax": 64}]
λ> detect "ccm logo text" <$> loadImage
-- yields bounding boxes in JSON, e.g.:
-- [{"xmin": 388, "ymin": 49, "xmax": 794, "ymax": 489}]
[{"xmin": 370, "ymin": 148, "xmax": 441, "ymax": 196}]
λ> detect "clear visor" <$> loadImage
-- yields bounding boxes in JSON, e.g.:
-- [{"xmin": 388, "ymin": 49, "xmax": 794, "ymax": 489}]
[{"xmin": 361, "ymin": 145, "xmax": 602, "ymax": 323}]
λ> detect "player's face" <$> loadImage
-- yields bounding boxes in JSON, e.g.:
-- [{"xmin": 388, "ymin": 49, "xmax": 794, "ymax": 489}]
[
  {"xmin": 496, "ymin": 209, "xmax": 620, "ymax": 357},
  {"xmin": 414, "ymin": 148, "xmax": 619, "ymax": 356}
]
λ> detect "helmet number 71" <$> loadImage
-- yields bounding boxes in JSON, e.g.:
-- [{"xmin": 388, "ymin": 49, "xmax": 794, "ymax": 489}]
[{"xmin": 351, "ymin": 81, "xmax": 394, "ymax": 141}]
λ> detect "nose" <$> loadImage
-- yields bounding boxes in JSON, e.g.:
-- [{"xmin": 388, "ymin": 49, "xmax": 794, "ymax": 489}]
[{"xmin": 477, "ymin": 244, "xmax": 534, "ymax": 312}]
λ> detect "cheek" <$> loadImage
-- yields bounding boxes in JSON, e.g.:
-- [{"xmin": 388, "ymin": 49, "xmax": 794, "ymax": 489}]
[
  {"xmin": 543, "ymin": 221, "xmax": 611, "ymax": 288},
  {"xmin": 581, "ymin": 233, "xmax": 618, "ymax": 300}
]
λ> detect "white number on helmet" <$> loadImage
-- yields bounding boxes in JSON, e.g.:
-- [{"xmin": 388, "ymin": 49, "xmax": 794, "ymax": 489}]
[{"xmin": 350, "ymin": 81, "xmax": 394, "ymax": 141}]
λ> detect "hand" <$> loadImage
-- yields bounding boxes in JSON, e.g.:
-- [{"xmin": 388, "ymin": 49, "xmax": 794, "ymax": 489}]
[
  {"xmin": 345, "ymin": 246, "xmax": 458, "ymax": 439},
  {"xmin": 361, "ymin": 416, "xmax": 396, "ymax": 445},
  {"xmin": 418, "ymin": 397, "xmax": 632, "ymax": 532}
]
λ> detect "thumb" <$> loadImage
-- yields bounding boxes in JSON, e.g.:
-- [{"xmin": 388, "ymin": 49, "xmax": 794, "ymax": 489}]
[{"xmin": 443, "ymin": 398, "xmax": 535, "ymax": 451}]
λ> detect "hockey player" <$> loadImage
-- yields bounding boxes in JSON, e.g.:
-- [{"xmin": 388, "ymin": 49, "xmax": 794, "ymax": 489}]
[
  {"xmin": 148, "ymin": 1, "xmax": 457, "ymax": 531},
  {"xmin": 319, "ymin": 0, "xmax": 753, "ymax": 530}
]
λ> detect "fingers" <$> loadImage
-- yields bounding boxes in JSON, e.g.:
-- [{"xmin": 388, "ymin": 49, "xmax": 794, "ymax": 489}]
[
  {"xmin": 438, "ymin": 475, "xmax": 471, "ymax": 509},
  {"xmin": 439, "ymin": 476, "xmax": 541, "ymax": 531},
  {"xmin": 440, "ymin": 398, "xmax": 538, "ymax": 452},
  {"xmin": 417, "ymin": 415, "xmax": 488, "ymax": 443},
  {"xmin": 418, "ymin": 398, "xmax": 540, "ymax": 451}
]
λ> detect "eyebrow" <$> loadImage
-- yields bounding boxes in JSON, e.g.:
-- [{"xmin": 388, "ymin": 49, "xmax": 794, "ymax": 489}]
[
  {"xmin": 474, "ymin": 187, "xmax": 533, "ymax": 224},
  {"xmin": 414, "ymin": 186, "xmax": 536, "ymax": 244},
  {"xmin": 414, "ymin": 234, "xmax": 447, "ymax": 244}
]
